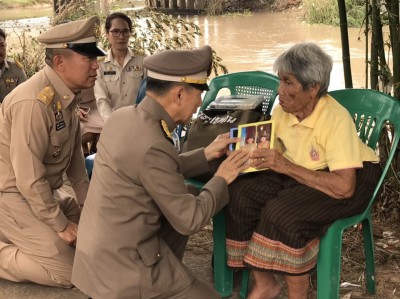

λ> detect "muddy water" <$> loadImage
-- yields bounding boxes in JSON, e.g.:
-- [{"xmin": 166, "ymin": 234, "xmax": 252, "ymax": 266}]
[
  {"xmin": 189, "ymin": 10, "xmax": 369, "ymax": 90},
  {"xmin": 1, "ymin": 7, "xmax": 370, "ymax": 89}
]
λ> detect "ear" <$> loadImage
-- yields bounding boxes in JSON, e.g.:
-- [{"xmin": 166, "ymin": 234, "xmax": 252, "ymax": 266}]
[
  {"xmin": 172, "ymin": 85, "xmax": 185, "ymax": 105},
  {"xmin": 52, "ymin": 55, "xmax": 65, "ymax": 72},
  {"xmin": 310, "ymin": 83, "xmax": 321, "ymax": 98}
]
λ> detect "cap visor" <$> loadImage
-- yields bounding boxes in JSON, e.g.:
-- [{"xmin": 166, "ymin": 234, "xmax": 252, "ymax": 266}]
[
  {"xmin": 190, "ymin": 83, "xmax": 209, "ymax": 91},
  {"xmin": 68, "ymin": 43, "xmax": 106, "ymax": 57}
]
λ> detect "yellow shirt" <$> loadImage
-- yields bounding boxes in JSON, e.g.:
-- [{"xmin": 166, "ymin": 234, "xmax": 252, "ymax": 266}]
[{"xmin": 272, "ymin": 94, "xmax": 379, "ymax": 171}]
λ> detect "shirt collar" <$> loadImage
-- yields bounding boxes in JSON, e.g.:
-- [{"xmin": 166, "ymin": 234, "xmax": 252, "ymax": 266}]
[
  {"xmin": 140, "ymin": 95, "xmax": 176, "ymax": 133},
  {"xmin": 287, "ymin": 94, "xmax": 330, "ymax": 128},
  {"xmin": 105, "ymin": 48, "xmax": 135, "ymax": 64},
  {"xmin": 44, "ymin": 64, "xmax": 76, "ymax": 109}
]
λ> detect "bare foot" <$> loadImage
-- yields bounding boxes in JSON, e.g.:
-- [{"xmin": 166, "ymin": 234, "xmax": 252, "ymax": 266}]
[{"xmin": 247, "ymin": 283, "xmax": 281, "ymax": 299}]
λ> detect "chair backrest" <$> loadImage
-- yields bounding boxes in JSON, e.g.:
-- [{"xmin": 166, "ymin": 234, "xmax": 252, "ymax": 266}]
[
  {"xmin": 328, "ymin": 88, "xmax": 400, "ymax": 215},
  {"xmin": 201, "ymin": 71, "xmax": 280, "ymax": 114}
]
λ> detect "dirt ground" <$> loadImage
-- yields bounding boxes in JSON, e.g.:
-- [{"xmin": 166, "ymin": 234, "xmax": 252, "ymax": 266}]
[{"xmin": 1, "ymin": 218, "xmax": 398, "ymax": 299}]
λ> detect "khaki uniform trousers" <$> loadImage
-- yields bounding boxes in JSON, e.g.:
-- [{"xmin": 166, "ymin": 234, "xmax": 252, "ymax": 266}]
[
  {"xmin": 155, "ymin": 220, "xmax": 221, "ymax": 299},
  {"xmin": 0, "ymin": 188, "xmax": 80, "ymax": 287}
]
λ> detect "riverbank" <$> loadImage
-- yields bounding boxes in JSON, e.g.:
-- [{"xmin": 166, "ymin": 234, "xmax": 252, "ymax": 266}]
[{"xmin": 0, "ymin": 0, "xmax": 51, "ymax": 9}]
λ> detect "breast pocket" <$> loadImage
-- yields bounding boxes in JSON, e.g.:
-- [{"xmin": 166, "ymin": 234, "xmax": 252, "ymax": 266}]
[
  {"xmin": 104, "ymin": 73, "xmax": 120, "ymax": 95},
  {"xmin": 43, "ymin": 129, "xmax": 70, "ymax": 164},
  {"xmin": 127, "ymin": 69, "xmax": 144, "ymax": 79}
]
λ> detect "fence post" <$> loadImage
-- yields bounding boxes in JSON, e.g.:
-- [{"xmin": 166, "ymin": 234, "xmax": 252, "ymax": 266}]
[
  {"xmin": 179, "ymin": 0, "xmax": 186, "ymax": 9},
  {"xmin": 187, "ymin": 0, "xmax": 194, "ymax": 9},
  {"xmin": 197, "ymin": 0, "xmax": 205, "ymax": 9}
]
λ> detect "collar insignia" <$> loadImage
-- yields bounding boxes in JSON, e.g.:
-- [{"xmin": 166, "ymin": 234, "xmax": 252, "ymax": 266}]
[{"xmin": 160, "ymin": 120, "xmax": 173, "ymax": 143}]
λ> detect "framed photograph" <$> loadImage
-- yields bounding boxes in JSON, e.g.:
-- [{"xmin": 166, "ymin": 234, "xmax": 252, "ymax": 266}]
[{"xmin": 231, "ymin": 120, "xmax": 275, "ymax": 173}]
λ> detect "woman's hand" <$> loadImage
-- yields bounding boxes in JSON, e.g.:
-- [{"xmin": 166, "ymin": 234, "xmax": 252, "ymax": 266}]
[
  {"xmin": 250, "ymin": 148, "xmax": 290, "ymax": 173},
  {"xmin": 214, "ymin": 150, "xmax": 250, "ymax": 185},
  {"xmin": 250, "ymin": 149, "xmax": 357, "ymax": 199},
  {"xmin": 204, "ymin": 132, "xmax": 241, "ymax": 161}
]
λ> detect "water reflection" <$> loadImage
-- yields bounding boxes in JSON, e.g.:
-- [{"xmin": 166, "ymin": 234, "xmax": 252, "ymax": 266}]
[{"xmin": 0, "ymin": 8, "xmax": 371, "ymax": 89}]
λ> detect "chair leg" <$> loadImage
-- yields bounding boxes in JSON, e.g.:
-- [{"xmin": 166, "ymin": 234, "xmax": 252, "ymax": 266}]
[
  {"xmin": 239, "ymin": 269, "xmax": 250, "ymax": 299},
  {"xmin": 213, "ymin": 210, "xmax": 234, "ymax": 297},
  {"xmin": 317, "ymin": 225, "xmax": 344, "ymax": 299},
  {"xmin": 362, "ymin": 217, "xmax": 376, "ymax": 294}
]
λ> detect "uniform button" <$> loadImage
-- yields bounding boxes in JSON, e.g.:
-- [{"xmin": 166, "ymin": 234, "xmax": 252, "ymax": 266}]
[
  {"xmin": 157, "ymin": 253, "xmax": 161, "ymax": 258},
  {"xmin": 125, "ymin": 94, "xmax": 127, "ymax": 96},
  {"xmin": 123, "ymin": 82, "xmax": 126, "ymax": 85}
]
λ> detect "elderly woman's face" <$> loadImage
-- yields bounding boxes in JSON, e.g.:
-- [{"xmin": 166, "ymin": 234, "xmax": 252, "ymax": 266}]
[{"xmin": 277, "ymin": 72, "xmax": 318, "ymax": 120}]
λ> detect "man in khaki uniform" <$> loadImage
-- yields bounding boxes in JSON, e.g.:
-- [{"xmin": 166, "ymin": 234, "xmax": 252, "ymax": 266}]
[
  {"xmin": 0, "ymin": 28, "xmax": 27, "ymax": 103},
  {"xmin": 72, "ymin": 46, "xmax": 249, "ymax": 298},
  {"xmin": 0, "ymin": 16, "xmax": 106, "ymax": 287}
]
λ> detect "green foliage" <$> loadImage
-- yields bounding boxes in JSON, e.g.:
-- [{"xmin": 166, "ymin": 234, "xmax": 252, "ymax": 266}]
[
  {"xmin": 303, "ymin": 0, "xmax": 365, "ymax": 27},
  {"xmin": 53, "ymin": 0, "xmax": 228, "ymax": 75},
  {"xmin": 8, "ymin": 0, "xmax": 228, "ymax": 78}
]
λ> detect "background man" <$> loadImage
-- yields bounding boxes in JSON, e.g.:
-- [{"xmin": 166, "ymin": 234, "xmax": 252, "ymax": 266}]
[
  {"xmin": 0, "ymin": 28, "xmax": 27, "ymax": 103},
  {"xmin": 0, "ymin": 16, "xmax": 105, "ymax": 287}
]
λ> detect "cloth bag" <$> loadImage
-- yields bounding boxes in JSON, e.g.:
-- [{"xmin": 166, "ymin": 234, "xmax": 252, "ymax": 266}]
[{"xmin": 183, "ymin": 108, "xmax": 265, "ymax": 182}]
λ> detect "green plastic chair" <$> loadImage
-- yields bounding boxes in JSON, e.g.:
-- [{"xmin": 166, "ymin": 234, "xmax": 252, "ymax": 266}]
[
  {"xmin": 316, "ymin": 89, "xmax": 400, "ymax": 298},
  {"xmin": 187, "ymin": 70, "xmax": 280, "ymax": 298}
]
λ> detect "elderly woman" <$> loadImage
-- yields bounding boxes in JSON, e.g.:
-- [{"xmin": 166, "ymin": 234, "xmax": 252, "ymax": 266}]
[{"xmin": 226, "ymin": 43, "xmax": 381, "ymax": 299}]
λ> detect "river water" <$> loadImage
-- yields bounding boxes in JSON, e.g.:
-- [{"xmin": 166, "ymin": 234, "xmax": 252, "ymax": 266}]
[{"xmin": 0, "ymin": 6, "xmax": 371, "ymax": 90}]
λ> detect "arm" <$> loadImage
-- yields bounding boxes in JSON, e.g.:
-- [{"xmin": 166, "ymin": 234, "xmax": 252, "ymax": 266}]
[
  {"xmin": 251, "ymin": 149, "xmax": 356, "ymax": 199},
  {"xmin": 94, "ymin": 68, "xmax": 112, "ymax": 122},
  {"xmin": 9, "ymin": 100, "xmax": 69, "ymax": 232},
  {"xmin": 65, "ymin": 124, "xmax": 89, "ymax": 207}
]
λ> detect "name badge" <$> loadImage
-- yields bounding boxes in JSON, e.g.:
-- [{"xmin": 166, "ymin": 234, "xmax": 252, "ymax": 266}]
[
  {"xmin": 56, "ymin": 121, "xmax": 66, "ymax": 131},
  {"xmin": 104, "ymin": 71, "xmax": 116, "ymax": 75}
]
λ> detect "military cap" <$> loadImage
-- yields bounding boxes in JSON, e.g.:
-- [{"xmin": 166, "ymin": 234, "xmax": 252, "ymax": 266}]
[
  {"xmin": 143, "ymin": 45, "xmax": 213, "ymax": 91},
  {"xmin": 37, "ymin": 16, "xmax": 106, "ymax": 57}
]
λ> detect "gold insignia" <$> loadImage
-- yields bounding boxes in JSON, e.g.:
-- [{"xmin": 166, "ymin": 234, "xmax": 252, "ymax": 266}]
[
  {"xmin": 62, "ymin": 43, "xmax": 68, "ymax": 48},
  {"xmin": 161, "ymin": 120, "xmax": 172, "ymax": 139},
  {"xmin": 181, "ymin": 77, "xmax": 208, "ymax": 84},
  {"xmin": 37, "ymin": 86, "xmax": 55, "ymax": 106},
  {"xmin": 133, "ymin": 49, "xmax": 145, "ymax": 56},
  {"xmin": 63, "ymin": 95, "xmax": 70, "ymax": 101},
  {"xmin": 98, "ymin": 56, "xmax": 106, "ymax": 62}
]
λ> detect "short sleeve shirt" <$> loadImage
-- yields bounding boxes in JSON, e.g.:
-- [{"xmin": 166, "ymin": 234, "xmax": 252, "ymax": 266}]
[{"xmin": 272, "ymin": 94, "xmax": 379, "ymax": 171}]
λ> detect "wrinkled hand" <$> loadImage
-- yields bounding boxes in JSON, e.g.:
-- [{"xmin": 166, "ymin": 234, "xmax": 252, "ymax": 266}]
[
  {"xmin": 204, "ymin": 133, "xmax": 241, "ymax": 161},
  {"xmin": 250, "ymin": 148, "xmax": 290, "ymax": 173},
  {"xmin": 214, "ymin": 150, "xmax": 249, "ymax": 185},
  {"xmin": 57, "ymin": 221, "xmax": 78, "ymax": 246}
]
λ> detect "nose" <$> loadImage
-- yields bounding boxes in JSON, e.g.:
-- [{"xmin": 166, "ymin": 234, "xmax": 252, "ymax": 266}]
[
  {"xmin": 92, "ymin": 59, "xmax": 99, "ymax": 70},
  {"xmin": 277, "ymin": 82, "xmax": 283, "ymax": 95}
]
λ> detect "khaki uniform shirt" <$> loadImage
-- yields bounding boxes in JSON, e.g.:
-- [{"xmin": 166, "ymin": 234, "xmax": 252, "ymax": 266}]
[
  {"xmin": 94, "ymin": 49, "xmax": 146, "ymax": 123},
  {"xmin": 0, "ymin": 59, "xmax": 27, "ymax": 103},
  {"xmin": 0, "ymin": 65, "xmax": 89, "ymax": 232},
  {"xmin": 72, "ymin": 96, "xmax": 229, "ymax": 298}
]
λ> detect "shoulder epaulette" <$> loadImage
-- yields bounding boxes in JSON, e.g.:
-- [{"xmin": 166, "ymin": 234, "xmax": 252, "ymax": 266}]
[
  {"xmin": 13, "ymin": 58, "xmax": 24, "ymax": 69},
  {"xmin": 37, "ymin": 86, "xmax": 55, "ymax": 106},
  {"xmin": 133, "ymin": 49, "xmax": 145, "ymax": 56}
]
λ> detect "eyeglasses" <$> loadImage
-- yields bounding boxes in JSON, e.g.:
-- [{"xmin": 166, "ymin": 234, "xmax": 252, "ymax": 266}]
[{"xmin": 108, "ymin": 29, "xmax": 131, "ymax": 37}]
